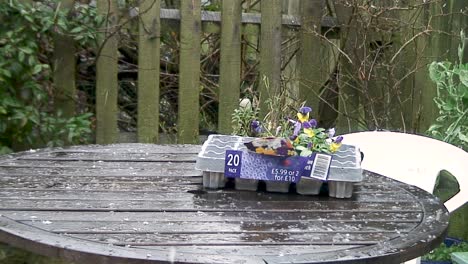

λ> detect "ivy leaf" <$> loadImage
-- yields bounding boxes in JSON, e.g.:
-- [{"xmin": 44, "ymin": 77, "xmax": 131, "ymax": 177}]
[
  {"xmin": 300, "ymin": 149, "xmax": 313, "ymax": 157},
  {"xmin": 458, "ymin": 131, "xmax": 468, "ymax": 143},
  {"xmin": 295, "ymin": 146, "xmax": 306, "ymax": 151},
  {"xmin": 18, "ymin": 51, "xmax": 25, "ymax": 62},
  {"xmin": 70, "ymin": 27, "xmax": 83, "ymax": 34},
  {"xmin": 32, "ymin": 65, "xmax": 42, "ymax": 74},
  {"xmin": 428, "ymin": 62, "xmax": 443, "ymax": 83},
  {"xmin": 459, "ymin": 69, "xmax": 468, "ymax": 87},
  {"xmin": 427, "ymin": 124, "xmax": 443, "ymax": 132}
]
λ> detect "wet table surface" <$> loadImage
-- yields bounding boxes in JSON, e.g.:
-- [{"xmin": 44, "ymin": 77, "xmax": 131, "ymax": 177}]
[{"xmin": 0, "ymin": 144, "xmax": 449, "ymax": 264}]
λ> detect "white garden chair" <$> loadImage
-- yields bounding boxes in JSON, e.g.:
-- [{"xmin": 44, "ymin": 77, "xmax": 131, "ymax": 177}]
[{"xmin": 341, "ymin": 131, "xmax": 468, "ymax": 264}]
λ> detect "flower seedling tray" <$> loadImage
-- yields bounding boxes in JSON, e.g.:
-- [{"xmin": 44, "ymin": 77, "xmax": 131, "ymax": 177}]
[{"xmin": 195, "ymin": 134, "xmax": 363, "ymax": 198}]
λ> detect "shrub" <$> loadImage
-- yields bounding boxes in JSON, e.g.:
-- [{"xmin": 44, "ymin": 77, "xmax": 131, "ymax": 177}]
[
  {"xmin": 427, "ymin": 31, "xmax": 468, "ymax": 151},
  {"xmin": 0, "ymin": 0, "xmax": 101, "ymax": 153}
]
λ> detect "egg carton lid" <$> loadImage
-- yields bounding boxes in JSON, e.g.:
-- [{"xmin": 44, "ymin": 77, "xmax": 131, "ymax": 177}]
[{"xmin": 195, "ymin": 134, "xmax": 363, "ymax": 182}]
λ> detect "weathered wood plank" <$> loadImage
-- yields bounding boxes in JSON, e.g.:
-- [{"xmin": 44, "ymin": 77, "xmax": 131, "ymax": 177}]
[
  {"xmin": 16, "ymin": 152, "xmax": 197, "ymax": 162},
  {"xmin": 218, "ymin": 0, "xmax": 242, "ymax": 134},
  {"xmin": 0, "ymin": 173, "xmax": 201, "ymax": 182},
  {"xmin": 137, "ymin": 0, "xmax": 161, "ymax": 143},
  {"xmin": 53, "ymin": 0, "xmax": 76, "ymax": 119},
  {"xmin": 0, "ymin": 188, "xmax": 415, "ymax": 202},
  {"xmin": 283, "ymin": 0, "xmax": 301, "ymax": 103},
  {"xmin": 0, "ymin": 160, "xmax": 196, "ymax": 169},
  {"xmin": 3, "ymin": 211, "xmax": 423, "ymax": 223},
  {"xmin": 298, "ymin": 0, "xmax": 325, "ymax": 113},
  {"xmin": 177, "ymin": 0, "xmax": 201, "ymax": 143},
  {"xmin": 134, "ymin": 245, "xmax": 357, "ymax": 257},
  {"xmin": 0, "ymin": 144, "xmax": 201, "ymax": 155},
  {"xmin": 258, "ymin": 0, "xmax": 282, "ymax": 119},
  {"xmin": 96, "ymin": 0, "xmax": 119, "ymax": 144},
  {"xmin": 0, "ymin": 198, "xmax": 422, "ymax": 212},
  {"xmin": 23, "ymin": 220, "xmax": 416, "ymax": 234},
  {"xmin": 57, "ymin": 232, "xmax": 398, "ymax": 246}
]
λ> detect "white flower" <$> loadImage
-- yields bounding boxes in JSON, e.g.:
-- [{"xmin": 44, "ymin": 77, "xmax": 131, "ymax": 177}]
[{"xmin": 239, "ymin": 98, "xmax": 252, "ymax": 109}]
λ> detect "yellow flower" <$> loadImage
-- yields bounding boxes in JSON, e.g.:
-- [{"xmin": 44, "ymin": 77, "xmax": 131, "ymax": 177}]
[
  {"xmin": 330, "ymin": 142, "xmax": 342, "ymax": 152},
  {"xmin": 297, "ymin": 112, "xmax": 309, "ymax": 123},
  {"xmin": 255, "ymin": 147, "xmax": 265, "ymax": 154},
  {"xmin": 304, "ymin": 128, "xmax": 315, "ymax": 137}
]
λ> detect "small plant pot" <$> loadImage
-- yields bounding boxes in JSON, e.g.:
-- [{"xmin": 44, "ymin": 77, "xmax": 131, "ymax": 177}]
[
  {"xmin": 265, "ymin": 181, "xmax": 290, "ymax": 193},
  {"xmin": 202, "ymin": 171, "xmax": 226, "ymax": 189},
  {"xmin": 296, "ymin": 177, "xmax": 323, "ymax": 195},
  {"xmin": 328, "ymin": 181, "xmax": 354, "ymax": 198},
  {"xmin": 235, "ymin": 178, "xmax": 259, "ymax": 191}
]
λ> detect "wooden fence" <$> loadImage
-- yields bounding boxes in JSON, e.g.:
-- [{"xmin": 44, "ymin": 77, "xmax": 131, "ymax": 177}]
[{"xmin": 52, "ymin": 0, "xmax": 467, "ymax": 144}]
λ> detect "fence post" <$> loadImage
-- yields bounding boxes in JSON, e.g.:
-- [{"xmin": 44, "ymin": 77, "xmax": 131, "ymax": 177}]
[
  {"xmin": 218, "ymin": 0, "xmax": 242, "ymax": 134},
  {"xmin": 96, "ymin": 0, "xmax": 119, "ymax": 144},
  {"xmin": 137, "ymin": 0, "xmax": 161, "ymax": 143},
  {"xmin": 335, "ymin": 1, "xmax": 362, "ymax": 133},
  {"xmin": 284, "ymin": 0, "xmax": 300, "ymax": 102},
  {"xmin": 259, "ymin": 0, "xmax": 282, "ymax": 119},
  {"xmin": 53, "ymin": 0, "xmax": 76, "ymax": 119},
  {"xmin": 298, "ymin": 0, "xmax": 324, "ymax": 113},
  {"xmin": 178, "ymin": 0, "xmax": 201, "ymax": 143}
]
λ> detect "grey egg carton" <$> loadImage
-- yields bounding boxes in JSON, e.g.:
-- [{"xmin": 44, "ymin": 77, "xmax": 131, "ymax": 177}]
[{"xmin": 195, "ymin": 134, "xmax": 363, "ymax": 198}]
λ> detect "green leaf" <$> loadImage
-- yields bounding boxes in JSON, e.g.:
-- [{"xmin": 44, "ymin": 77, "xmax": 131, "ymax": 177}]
[
  {"xmin": 70, "ymin": 27, "xmax": 83, "ymax": 34},
  {"xmin": 32, "ymin": 64, "xmax": 42, "ymax": 74},
  {"xmin": 19, "ymin": 47, "xmax": 33, "ymax": 54},
  {"xmin": 458, "ymin": 131, "xmax": 468, "ymax": 143},
  {"xmin": 428, "ymin": 62, "xmax": 443, "ymax": 82},
  {"xmin": 28, "ymin": 55, "xmax": 35, "ymax": 66},
  {"xmin": 1, "ymin": 69, "xmax": 12, "ymax": 78},
  {"xmin": 0, "ymin": 146, "xmax": 13, "ymax": 155},
  {"xmin": 300, "ymin": 149, "xmax": 313, "ymax": 157},
  {"xmin": 459, "ymin": 69, "xmax": 468, "ymax": 88},
  {"xmin": 427, "ymin": 124, "xmax": 443, "ymax": 132},
  {"xmin": 295, "ymin": 146, "xmax": 306, "ymax": 151},
  {"xmin": 18, "ymin": 51, "xmax": 25, "ymax": 62}
]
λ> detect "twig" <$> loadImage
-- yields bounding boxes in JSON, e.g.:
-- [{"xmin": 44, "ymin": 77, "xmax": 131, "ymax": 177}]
[{"xmin": 390, "ymin": 29, "xmax": 431, "ymax": 64}]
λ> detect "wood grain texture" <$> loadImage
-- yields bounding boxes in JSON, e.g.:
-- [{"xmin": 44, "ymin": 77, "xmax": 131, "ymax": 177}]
[
  {"xmin": 177, "ymin": 0, "xmax": 201, "ymax": 144},
  {"xmin": 96, "ymin": 0, "xmax": 119, "ymax": 144},
  {"xmin": 259, "ymin": 0, "xmax": 282, "ymax": 119},
  {"xmin": 0, "ymin": 144, "xmax": 449, "ymax": 264},
  {"xmin": 218, "ymin": 0, "xmax": 242, "ymax": 134},
  {"xmin": 53, "ymin": 0, "xmax": 76, "ymax": 119},
  {"xmin": 298, "ymin": 0, "xmax": 325, "ymax": 113},
  {"xmin": 137, "ymin": 0, "xmax": 161, "ymax": 143}
]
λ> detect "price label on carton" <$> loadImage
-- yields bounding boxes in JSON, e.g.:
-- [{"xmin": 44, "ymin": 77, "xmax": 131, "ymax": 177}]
[
  {"xmin": 225, "ymin": 150, "xmax": 333, "ymax": 182},
  {"xmin": 302, "ymin": 153, "xmax": 333, "ymax": 180},
  {"xmin": 224, "ymin": 150, "xmax": 310, "ymax": 183}
]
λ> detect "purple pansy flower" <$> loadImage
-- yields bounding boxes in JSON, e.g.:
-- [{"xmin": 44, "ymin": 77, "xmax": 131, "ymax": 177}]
[
  {"xmin": 299, "ymin": 106, "xmax": 312, "ymax": 114},
  {"xmin": 335, "ymin": 135, "xmax": 343, "ymax": 143},
  {"xmin": 297, "ymin": 106, "xmax": 312, "ymax": 123},
  {"xmin": 328, "ymin": 128, "xmax": 336, "ymax": 138},
  {"xmin": 302, "ymin": 121, "xmax": 312, "ymax": 129},
  {"xmin": 251, "ymin": 120, "xmax": 262, "ymax": 134},
  {"xmin": 293, "ymin": 121, "xmax": 302, "ymax": 137},
  {"xmin": 309, "ymin": 119, "xmax": 317, "ymax": 128}
]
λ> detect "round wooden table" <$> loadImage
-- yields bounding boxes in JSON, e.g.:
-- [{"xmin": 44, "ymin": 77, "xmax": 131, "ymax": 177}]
[{"xmin": 0, "ymin": 144, "xmax": 449, "ymax": 263}]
